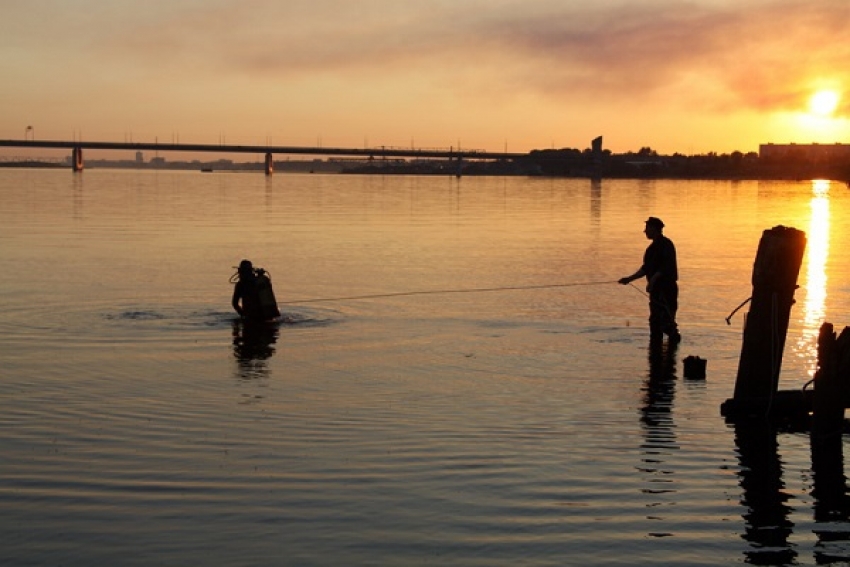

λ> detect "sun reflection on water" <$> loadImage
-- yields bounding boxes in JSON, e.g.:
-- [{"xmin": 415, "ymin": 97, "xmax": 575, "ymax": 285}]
[{"xmin": 798, "ymin": 179, "xmax": 830, "ymax": 378}]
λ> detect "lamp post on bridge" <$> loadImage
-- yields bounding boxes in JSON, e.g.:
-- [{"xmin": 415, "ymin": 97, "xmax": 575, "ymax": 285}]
[{"xmin": 25, "ymin": 126, "xmax": 33, "ymax": 141}]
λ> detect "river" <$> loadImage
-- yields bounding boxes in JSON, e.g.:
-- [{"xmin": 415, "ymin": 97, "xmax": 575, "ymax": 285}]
[{"xmin": 2, "ymin": 169, "xmax": 850, "ymax": 565}]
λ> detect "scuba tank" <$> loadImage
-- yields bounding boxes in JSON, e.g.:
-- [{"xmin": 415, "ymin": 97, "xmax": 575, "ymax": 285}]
[{"xmin": 254, "ymin": 268, "xmax": 281, "ymax": 320}]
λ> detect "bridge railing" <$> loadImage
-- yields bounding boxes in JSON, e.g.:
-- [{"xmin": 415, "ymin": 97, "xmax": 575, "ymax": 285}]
[
  {"xmin": 0, "ymin": 155, "xmax": 67, "ymax": 164},
  {"xmin": 363, "ymin": 145, "xmax": 486, "ymax": 155}
]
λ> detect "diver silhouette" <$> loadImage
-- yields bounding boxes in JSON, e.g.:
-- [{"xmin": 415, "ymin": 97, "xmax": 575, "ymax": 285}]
[{"xmin": 231, "ymin": 259, "xmax": 281, "ymax": 322}]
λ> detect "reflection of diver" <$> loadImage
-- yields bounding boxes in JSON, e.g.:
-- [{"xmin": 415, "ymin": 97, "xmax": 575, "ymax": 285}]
[
  {"xmin": 232, "ymin": 319, "xmax": 279, "ymax": 378},
  {"xmin": 230, "ymin": 259, "xmax": 281, "ymax": 322}
]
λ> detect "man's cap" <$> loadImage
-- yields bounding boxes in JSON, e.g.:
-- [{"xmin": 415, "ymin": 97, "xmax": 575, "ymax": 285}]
[
  {"xmin": 238, "ymin": 259, "xmax": 253, "ymax": 271},
  {"xmin": 645, "ymin": 217, "xmax": 664, "ymax": 228}
]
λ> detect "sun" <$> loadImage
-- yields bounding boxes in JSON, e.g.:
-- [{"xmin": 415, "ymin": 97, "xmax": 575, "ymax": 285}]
[{"xmin": 808, "ymin": 89, "xmax": 840, "ymax": 116}]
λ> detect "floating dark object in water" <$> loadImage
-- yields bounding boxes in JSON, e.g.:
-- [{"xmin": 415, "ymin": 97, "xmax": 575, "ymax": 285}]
[{"xmin": 683, "ymin": 355, "xmax": 707, "ymax": 379}]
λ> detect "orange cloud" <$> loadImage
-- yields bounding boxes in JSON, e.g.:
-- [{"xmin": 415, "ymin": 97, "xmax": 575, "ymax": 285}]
[{"xmin": 82, "ymin": 0, "xmax": 849, "ymax": 115}]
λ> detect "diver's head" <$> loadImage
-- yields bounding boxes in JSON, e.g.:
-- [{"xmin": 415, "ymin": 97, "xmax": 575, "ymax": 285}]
[{"xmin": 238, "ymin": 259, "xmax": 253, "ymax": 276}]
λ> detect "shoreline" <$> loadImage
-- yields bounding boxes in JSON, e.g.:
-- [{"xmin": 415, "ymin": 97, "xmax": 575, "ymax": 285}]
[{"xmin": 4, "ymin": 146, "xmax": 850, "ymax": 184}]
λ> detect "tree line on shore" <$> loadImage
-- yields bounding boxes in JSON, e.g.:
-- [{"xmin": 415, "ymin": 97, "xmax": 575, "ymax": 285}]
[
  {"xmin": 523, "ymin": 147, "xmax": 850, "ymax": 180},
  {"xmin": 343, "ymin": 146, "xmax": 850, "ymax": 180}
]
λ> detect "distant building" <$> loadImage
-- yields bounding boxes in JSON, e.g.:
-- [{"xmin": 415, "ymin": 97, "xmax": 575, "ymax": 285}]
[
  {"xmin": 136, "ymin": 151, "xmax": 144, "ymax": 163},
  {"xmin": 590, "ymin": 136, "xmax": 602, "ymax": 160},
  {"xmin": 591, "ymin": 136, "xmax": 603, "ymax": 154},
  {"xmin": 759, "ymin": 143, "xmax": 850, "ymax": 161}
]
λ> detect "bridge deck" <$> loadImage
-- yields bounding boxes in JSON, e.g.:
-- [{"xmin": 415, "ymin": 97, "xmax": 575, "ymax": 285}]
[{"xmin": 0, "ymin": 139, "xmax": 525, "ymax": 161}]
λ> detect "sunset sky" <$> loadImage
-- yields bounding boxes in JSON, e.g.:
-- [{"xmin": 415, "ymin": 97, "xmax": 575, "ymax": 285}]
[{"xmin": 2, "ymin": 0, "xmax": 849, "ymax": 156}]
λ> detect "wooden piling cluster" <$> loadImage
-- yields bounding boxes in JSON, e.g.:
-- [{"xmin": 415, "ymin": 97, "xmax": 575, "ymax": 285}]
[{"xmin": 720, "ymin": 225, "xmax": 850, "ymax": 430}]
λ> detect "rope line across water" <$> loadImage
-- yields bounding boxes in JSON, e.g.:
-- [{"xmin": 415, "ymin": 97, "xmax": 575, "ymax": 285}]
[{"xmin": 278, "ymin": 280, "xmax": 619, "ymax": 305}]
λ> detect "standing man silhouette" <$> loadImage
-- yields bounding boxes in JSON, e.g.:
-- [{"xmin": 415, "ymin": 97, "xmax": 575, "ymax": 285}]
[{"xmin": 619, "ymin": 217, "xmax": 681, "ymax": 344}]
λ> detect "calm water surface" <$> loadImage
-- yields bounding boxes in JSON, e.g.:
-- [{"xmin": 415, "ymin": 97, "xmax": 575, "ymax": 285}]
[{"xmin": 2, "ymin": 170, "xmax": 850, "ymax": 566}]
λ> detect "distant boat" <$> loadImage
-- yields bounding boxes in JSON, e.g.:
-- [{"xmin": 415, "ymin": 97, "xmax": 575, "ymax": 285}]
[{"xmin": 201, "ymin": 168, "xmax": 213, "ymax": 173}]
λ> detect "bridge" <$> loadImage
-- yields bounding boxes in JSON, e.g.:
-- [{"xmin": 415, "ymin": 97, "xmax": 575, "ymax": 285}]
[{"xmin": 0, "ymin": 139, "xmax": 527, "ymax": 175}]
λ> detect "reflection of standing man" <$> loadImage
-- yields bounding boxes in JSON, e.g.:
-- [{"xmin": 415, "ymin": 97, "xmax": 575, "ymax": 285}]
[{"xmin": 619, "ymin": 217, "xmax": 681, "ymax": 344}]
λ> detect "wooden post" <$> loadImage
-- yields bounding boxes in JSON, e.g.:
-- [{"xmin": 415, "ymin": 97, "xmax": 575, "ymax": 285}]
[
  {"xmin": 812, "ymin": 324, "xmax": 850, "ymax": 438},
  {"xmin": 264, "ymin": 152, "xmax": 274, "ymax": 176},
  {"xmin": 72, "ymin": 146, "xmax": 84, "ymax": 172},
  {"xmin": 722, "ymin": 226, "xmax": 806, "ymax": 418},
  {"xmin": 810, "ymin": 325, "xmax": 850, "ymax": 527}
]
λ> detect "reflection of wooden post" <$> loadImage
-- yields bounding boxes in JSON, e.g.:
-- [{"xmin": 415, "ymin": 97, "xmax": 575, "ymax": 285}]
[
  {"xmin": 733, "ymin": 421, "xmax": 796, "ymax": 564},
  {"xmin": 731, "ymin": 226, "xmax": 806, "ymax": 406}
]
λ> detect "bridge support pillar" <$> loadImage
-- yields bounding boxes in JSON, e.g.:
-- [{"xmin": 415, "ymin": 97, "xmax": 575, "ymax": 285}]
[
  {"xmin": 72, "ymin": 146, "xmax": 84, "ymax": 172},
  {"xmin": 264, "ymin": 152, "xmax": 274, "ymax": 176}
]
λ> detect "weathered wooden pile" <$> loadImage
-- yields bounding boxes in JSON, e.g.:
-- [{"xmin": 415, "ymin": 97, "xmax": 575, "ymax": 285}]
[{"xmin": 720, "ymin": 225, "xmax": 850, "ymax": 433}]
